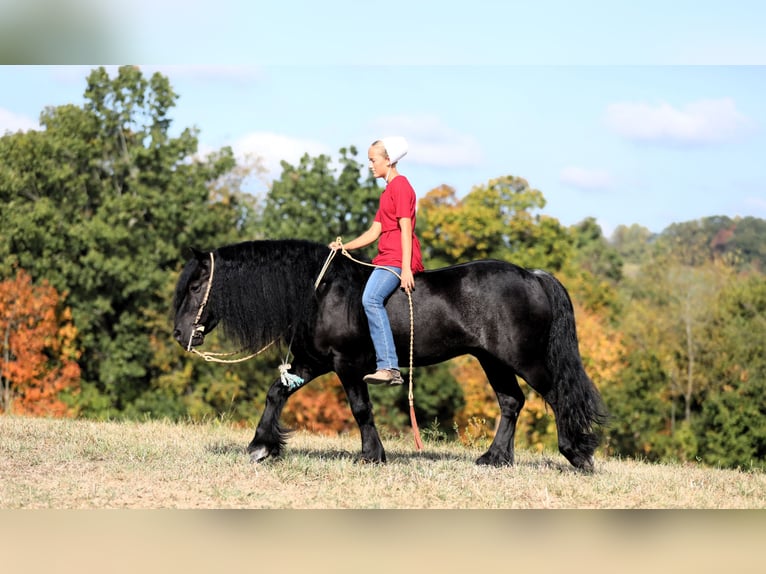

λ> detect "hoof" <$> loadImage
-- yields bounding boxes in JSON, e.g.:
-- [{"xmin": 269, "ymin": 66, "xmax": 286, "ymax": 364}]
[
  {"xmin": 357, "ymin": 455, "xmax": 386, "ymax": 465},
  {"xmin": 476, "ymin": 451, "xmax": 513, "ymax": 467},
  {"xmin": 572, "ymin": 455, "xmax": 595, "ymax": 473},
  {"xmin": 249, "ymin": 444, "xmax": 271, "ymax": 463}
]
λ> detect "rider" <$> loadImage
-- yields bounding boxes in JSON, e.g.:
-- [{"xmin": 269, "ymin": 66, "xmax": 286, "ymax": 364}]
[{"xmin": 329, "ymin": 136, "xmax": 424, "ymax": 385}]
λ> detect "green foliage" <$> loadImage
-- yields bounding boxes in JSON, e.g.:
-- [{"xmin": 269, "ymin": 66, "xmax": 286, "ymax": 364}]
[
  {"xmin": 610, "ymin": 223, "xmax": 656, "ymax": 265},
  {"xmin": 570, "ymin": 217, "xmax": 623, "ymax": 282},
  {"xmin": 725, "ymin": 217, "xmax": 766, "ymax": 270},
  {"xmin": 563, "ymin": 218, "xmax": 623, "ymax": 316},
  {"xmin": 396, "ymin": 363, "xmax": 465, "ymax": 436},
  {"xmin": 418, "ymin": 176, "xmax": 574, "ymax": 271},
  {"xmin": 602, "ymin": 350, "xmax": 670, "ymax": 462},
  {"xmin": 695, "ymin": 273, "xmax": 766, "ymax": 469},
  {"xmin": 260, "ymin": 147, "xmax": 380, "ymax": 257},
  {"xmin": 0, "ymin": 66, "xmax": 259, "ymax": 418},
  {"xmin": 612, "ymin": 231, "xmax": 765, "ymax": 469},
  {"xmin": 656, "ymin": 215, "xmax": 766, "ymax": 271}
]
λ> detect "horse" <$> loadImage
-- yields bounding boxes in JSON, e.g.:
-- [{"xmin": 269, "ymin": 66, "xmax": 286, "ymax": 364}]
[{"xmin": 172, "ymin": 239, "xmax": 608, "ymax": 471}]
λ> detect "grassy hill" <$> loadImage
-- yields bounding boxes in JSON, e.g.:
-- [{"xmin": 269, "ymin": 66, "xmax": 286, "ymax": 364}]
[{"xmin": 1, "ymin": 416, "xmax": 763, "ymax": 509}]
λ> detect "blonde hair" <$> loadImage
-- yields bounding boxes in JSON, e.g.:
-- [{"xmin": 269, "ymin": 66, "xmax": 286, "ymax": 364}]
[{"xmin": 370, "ymin": 140, "xmax": 389, "ymax": 159}]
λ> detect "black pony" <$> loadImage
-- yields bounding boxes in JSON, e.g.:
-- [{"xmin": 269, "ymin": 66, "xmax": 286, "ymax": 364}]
[{"xmin": 172, "ymin": 239, "xmax": 608, "ymax": 471}]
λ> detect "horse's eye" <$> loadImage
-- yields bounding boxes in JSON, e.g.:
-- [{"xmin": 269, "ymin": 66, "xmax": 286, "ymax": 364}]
[{"xmin": 190, "ymin": 282, "xmax": 203, "ymax": 294}]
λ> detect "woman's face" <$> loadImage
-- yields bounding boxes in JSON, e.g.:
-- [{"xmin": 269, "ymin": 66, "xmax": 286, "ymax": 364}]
[{"xmin": 368, "ymin": 145, "xmax": 389, "ymax": 179}]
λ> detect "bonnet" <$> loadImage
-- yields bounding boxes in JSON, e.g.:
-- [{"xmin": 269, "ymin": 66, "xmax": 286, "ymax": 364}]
[{"xmin": 380, "ymin": 136, "xmax": 408, "ymax": 164}]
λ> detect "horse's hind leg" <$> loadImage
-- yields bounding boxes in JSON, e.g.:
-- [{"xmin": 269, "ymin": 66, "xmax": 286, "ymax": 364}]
[
  {"xmin": 523, "ymin": 363, "xmax": 599, "ymax": 472},
  {"xmin": 474, "ymin": 356, "xmax": 525, "ymax": 467}
]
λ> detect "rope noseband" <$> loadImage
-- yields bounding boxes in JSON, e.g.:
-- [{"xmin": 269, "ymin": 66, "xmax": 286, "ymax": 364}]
[{"xmin": 187, "ymin": 251, "xmax": 216, "ymax": 352}]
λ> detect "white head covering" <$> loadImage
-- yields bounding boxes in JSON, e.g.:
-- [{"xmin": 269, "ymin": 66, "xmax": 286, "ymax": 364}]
[{"xmin": 380, "ymin": 136, "xmax": 408, "ymax": 164}]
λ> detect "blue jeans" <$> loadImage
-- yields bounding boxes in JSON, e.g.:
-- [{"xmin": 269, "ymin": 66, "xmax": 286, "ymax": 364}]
[{"xmin": 362, "ymin": 267, "xmax": 401, "ymax": 371}]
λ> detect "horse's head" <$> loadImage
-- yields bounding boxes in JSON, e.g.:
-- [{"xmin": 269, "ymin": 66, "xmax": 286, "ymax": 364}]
[{"xmin": 172, "ymin": 249, "xmax": 220, "ymax": 350}]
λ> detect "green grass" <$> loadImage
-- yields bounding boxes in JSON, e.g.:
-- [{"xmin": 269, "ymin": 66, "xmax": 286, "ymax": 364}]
[{"xmin": 1, "ymin": 415, "xmax": 764, "ymax": 509}]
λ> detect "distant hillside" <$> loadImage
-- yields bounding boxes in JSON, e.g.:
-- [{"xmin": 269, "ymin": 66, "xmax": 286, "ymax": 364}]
[{"xmin": 611, "ymin": 215, "xmax": 766, "ymax": 270}]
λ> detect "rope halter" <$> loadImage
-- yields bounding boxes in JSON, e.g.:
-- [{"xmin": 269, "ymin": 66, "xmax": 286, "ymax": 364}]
[{"xmin": 187, "ymin": 251, "xmax": 216, "ymax": 352}]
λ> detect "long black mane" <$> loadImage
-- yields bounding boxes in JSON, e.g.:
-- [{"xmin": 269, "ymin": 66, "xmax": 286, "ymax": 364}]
[{"xmin": 200, "ymin": 239, "xmax": 369, "ymax": 351}]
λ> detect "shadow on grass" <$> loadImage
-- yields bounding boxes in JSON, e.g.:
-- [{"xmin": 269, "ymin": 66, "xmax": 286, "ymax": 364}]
[
  {"xmin": 391, "ymin": 450, "xmax": 580, "ymax": 473},
  {"xmin": 204, "ymin": 440, "xmax": 584, "ymax": 473},
  {"xmin": 203, "ymin": 441, "xmax": 466, "ymax": 464}
]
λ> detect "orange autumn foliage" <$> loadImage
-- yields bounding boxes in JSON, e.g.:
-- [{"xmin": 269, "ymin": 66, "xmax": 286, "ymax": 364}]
[
  {"xmin": 571, "ymin": 300, "xmax": 625, "ymax": 389},
  {"xmin": 281, "ymin": 373, "xmax": 356, "ymax": 435},
  {"xmin": 0, "ymin": 269, "xmax": 81, "ymax": 417}
]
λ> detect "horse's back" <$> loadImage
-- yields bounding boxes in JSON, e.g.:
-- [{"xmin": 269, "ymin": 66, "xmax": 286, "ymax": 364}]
[
  {"xmin": 415, "ymin": 259, "xmax": 549, "ymax": 309},
  {"xmin": 387, "ymin": 259, "xmax": 553, "ymax": 363}
]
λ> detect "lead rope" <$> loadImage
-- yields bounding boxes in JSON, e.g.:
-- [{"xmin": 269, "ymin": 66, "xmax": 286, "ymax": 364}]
[
  {"xmin": 190, "ymin": 340, "xmax": 277, "ymax": 363},
  {"xmin": 321, "ymin": 237, "xmax": 422, "ymax": 451}
]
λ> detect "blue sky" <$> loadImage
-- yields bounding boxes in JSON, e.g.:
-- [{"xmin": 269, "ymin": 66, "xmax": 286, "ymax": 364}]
[{"xmin": 2, "ymin": 1, "xmax": 765, "ymax": 236}]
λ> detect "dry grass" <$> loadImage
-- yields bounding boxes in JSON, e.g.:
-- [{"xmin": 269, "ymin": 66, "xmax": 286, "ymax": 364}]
[{"xmin": 1, "ymin": 415, "xmax": 764, "ymax": 509}]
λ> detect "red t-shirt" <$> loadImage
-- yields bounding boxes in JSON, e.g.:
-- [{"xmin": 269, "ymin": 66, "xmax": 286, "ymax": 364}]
[{"xmin": 372, "ymin": 175, "xmax": 424, "ymax": 273}]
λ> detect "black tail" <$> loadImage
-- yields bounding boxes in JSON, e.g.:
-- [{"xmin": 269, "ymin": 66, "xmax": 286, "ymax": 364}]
[{"xmin": 534, "ymin": 271, "xmax": 609, "ymax": 471}]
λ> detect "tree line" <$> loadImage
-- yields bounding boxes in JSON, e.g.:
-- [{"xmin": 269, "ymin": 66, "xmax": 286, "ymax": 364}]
[{"xmin": 1, "ymin": 66, "xmax": 764, "ymax": 470}]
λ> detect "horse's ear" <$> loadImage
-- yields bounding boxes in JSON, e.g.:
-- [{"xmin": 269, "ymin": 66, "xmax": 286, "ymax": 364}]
[{"xmin": 187, "ymin": 247, "xmax": 205, "ymax": 260}]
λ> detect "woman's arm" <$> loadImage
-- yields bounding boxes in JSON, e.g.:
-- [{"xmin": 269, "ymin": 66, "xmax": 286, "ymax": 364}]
[
  {"xmin": 398, "ymin": 217, "xmax": 415, "ymax": 293},
  {"xmin": 329, "ymin": 221, "xmax": 382, "ymax": 251}
]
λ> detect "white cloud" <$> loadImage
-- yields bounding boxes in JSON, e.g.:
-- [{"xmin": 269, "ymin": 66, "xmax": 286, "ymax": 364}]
[
  {"xmin": 369, "ymin": 115, "xmax": 483, "ymax": 167},
  {"xmin": 230, "ymin": 131, "xmax": 331, "ymax": 178},
  {"xmin": 560, "ymin": 166, "xmax": 613, "ymax": 191},
  {"xmin": 605, "ymin": 98, "xmax": 751, "ymax": 145},
  {"xmin": 0, "ymin": 108, "xmax": 39, "ymax": 134}
]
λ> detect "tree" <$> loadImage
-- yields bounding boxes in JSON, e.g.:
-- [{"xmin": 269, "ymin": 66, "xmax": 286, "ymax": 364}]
[
  {"xmin": 418, "ymin": 176, "xmax": 573, "ymax": 271},
  {"xmin": 696, "ymin": 272, "xmax": 766, "ymax": 469},
  {"xmin": 602, "ymin": 350, "xmax": 671, "ymax": 461},
  {"xmin": 0, "ymin": 66, "xmax": 260, "ymax": 417},
  {"xmin": 260, "ymin": 147, "xmax": 380, "ymax": 252},
  {"xmin": 570, "ymin": 218, "xmax": 623, "ymax": 282},
  {"xmin": 610, "ymin": 223, "xmax": 655, "ymax": 266},
  {"xmin": 725, "ymin": 217, "xmax": 766, "ymax": 271},
  {"xmin": 667, "ymin": 263, "xmax": 732, "ymax": 423},
  {"xmin": 558, "ymin": 218, "xmax": 624, "ymax": 317},
  {"xmin": 0, "ymin": 269, "xmax": 80, "ymax": 416},
  {"xmin": 613, "ymin": 241, "xmax": 742, "ymax": 463}
]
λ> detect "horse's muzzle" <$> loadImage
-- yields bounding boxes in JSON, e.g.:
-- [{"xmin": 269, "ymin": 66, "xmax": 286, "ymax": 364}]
[{"xmin": 174, "ymin": 326, "xmax": 205, "ymax": 350}]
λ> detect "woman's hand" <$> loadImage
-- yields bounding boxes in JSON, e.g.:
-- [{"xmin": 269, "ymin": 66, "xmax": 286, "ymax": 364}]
[{"xmin": 400, "ymin": 267, "xmax": 415, "ymax": 294}]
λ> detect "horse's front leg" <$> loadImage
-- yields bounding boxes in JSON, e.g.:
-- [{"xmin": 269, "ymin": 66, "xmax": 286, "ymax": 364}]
[
  {"xmin": 248, "ymin": 365, "xmax": 312, "ymax": 463},
  {"xmin": 337, "ymin": 368, "xmax": 386, "ymax": 463}
]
